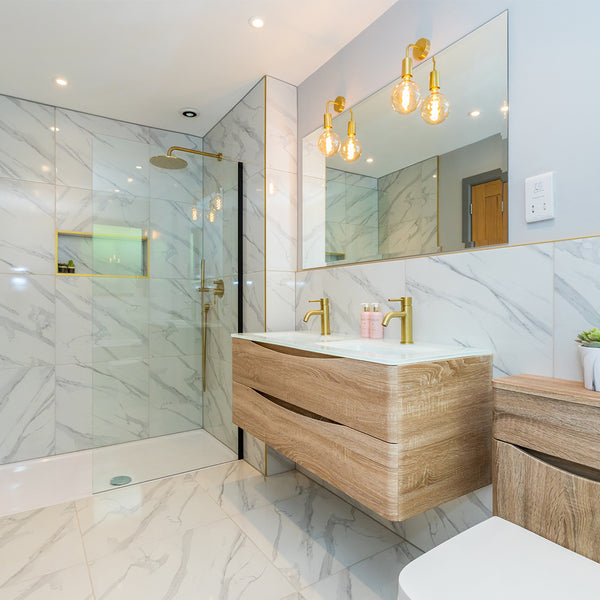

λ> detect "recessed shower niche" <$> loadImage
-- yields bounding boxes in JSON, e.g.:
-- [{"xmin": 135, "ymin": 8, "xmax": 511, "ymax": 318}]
[{"xmin": 56, "ymin": 228, "xmax": 149, "ymax": 277}]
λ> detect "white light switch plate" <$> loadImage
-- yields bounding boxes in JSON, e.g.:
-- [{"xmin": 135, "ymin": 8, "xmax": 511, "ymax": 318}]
[{"xmin": 525, "ymin": 172, "xmax": 554, "ymax": 223}]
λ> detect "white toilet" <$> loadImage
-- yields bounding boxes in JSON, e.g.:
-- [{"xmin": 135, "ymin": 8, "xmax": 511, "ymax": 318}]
[
  {"xmin": 398, "ymin": 374, "xmax": 600, "ymax": 599},
  {"xmin": 398, "ymin": 516, "xmax": 600, "ymax": 599}
]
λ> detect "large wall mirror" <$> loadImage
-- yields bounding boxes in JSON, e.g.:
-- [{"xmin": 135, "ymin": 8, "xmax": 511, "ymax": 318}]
[{"xmin": 302, "ymin": 11, "xmax": 507, "ymax": 269}]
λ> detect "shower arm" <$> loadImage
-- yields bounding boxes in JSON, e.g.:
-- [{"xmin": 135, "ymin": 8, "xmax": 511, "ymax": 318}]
[{"xmin": 166, "ymin": 146, "xmax": 223, "ymax": 162}]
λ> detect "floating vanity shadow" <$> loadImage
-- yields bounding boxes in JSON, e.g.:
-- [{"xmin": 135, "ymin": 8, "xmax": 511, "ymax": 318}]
[{"xmin": 56, "ymin": 230, "xmax": 149, "ymax": 278}]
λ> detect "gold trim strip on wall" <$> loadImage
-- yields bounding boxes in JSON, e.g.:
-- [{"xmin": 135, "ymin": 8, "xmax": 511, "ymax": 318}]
[{"xmin": 263, "ymin": 75, "xmax": 268, "ymax": 335}]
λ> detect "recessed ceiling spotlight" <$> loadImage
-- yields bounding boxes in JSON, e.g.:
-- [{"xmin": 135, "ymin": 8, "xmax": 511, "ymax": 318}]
[
  {"xmin": 433, "ymin": 174, "xmax": 437, "ymax": 178},
  {"xmin": 55, "ymin": 78, "xmax": 68, "ymax": 87},
  {"xmin": 366, "ymin": 157, "xmax": 374, "ymax": 163},
  {"xmin": 135, "ymin": 165, "xmax": 143, "ymax": 169},
  {"xmin": 469, "ymin": 110, "xmax": 481, "ymax": 117},
  {"xmin": 249, "ymin": 16, "xmax": 264, "ymax": 29},
  {"xmin": 50, "ymin": 126, "xmax": 59, "ymax": 132},
  {"xmin": 181, "ymin": 108, "xmax": 198, "ymax": 118},
  {"xmin": 500, "ymin": 103, "xmax": 509, "ymax": 113}
]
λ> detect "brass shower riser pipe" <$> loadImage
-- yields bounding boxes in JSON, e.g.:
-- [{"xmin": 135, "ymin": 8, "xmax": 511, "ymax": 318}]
[{"xmin": 166, "ymin": 146, "xmax": 223, "ymax": 161}]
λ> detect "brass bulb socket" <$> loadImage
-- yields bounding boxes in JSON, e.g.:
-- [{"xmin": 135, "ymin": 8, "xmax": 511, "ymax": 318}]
[
  {"xmin": 323, "ymin": 112, "xmax": 333, "ymax": 129},
  {"xmin": 401, "ymin": 56, "xmax": 413, "ymax": 78},
  {"xmin": 429, "ymin": 68, "xmax": 440, "ymax": 91},
  {"xmin": 347, "ymin": 119, "xmax": 356, "ymax": 137}
]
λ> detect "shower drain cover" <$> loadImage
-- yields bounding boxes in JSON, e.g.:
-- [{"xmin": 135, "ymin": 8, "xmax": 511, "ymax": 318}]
[{"xmin": 110, "ymin": 475, "xmax": 132, "ymax": 486}]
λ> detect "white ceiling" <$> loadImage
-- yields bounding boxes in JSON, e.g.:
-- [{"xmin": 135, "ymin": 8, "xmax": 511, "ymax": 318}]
[{"xmin": 0, "ymin": 0, "xmax": 397, "ymax": 136}]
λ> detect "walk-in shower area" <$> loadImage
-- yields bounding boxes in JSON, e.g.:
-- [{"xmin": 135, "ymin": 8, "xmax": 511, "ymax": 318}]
[{"xmin": 0, "ymin": 94, "xmax": 242, "ymax": 499}]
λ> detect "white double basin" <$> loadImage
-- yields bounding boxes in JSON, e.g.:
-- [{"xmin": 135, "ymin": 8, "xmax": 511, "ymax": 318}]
[{"xmin": 232, "ymin": 331, "xmax": 489, "ymax": 366}]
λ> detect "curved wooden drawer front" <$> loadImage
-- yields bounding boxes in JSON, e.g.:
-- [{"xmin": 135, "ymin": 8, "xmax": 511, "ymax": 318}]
[
  {"xmin": 233, "ymin": 381, "xmax": 400, "ymax": 520},
  {"xmin": 232, "ymin": 337, "xmax": 398, "ymax": 442},
  {"xmin": 493, "ymin": 440, "xmax": 600, "ymax": 563}
]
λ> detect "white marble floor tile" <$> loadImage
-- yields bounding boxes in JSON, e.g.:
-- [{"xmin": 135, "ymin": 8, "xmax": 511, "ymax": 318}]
[
  {"xmin": 0, "ymin": 502, "xmax": 85, "ymax": 589},
  {"xmin": 77, "ymin": 471, "xmax": 229, "ymax": 561},
  {"xmin": 231, "ymin": 486, "xmax": 402, "ymax": 590},
  {"xmin": 88, "ymin": 518, "xmax": 295, "ymax": 600},
  {"xmin": 195, "ymin": 461, "xmax": 316, "ymax": 517},
  {"xmin": 0, "ymin": 563, "xmax": 93, "ymax": 600},
  {"xmin": 283, "ymin": 542, "xmax": 422, "ymax": 600}
]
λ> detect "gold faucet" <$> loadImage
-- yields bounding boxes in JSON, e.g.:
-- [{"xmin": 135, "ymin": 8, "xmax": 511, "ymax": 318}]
[
  {"xmin": 303, "ymin": 298, "xmax": 331, "ymax": 335},
  {"xmin": 382, "ymin": 297, "xmax": 413, "ymax": 343}
]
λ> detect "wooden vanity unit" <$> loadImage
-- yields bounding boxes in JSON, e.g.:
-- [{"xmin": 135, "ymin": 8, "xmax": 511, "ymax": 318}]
[
  {"xmin": 493, "ymin": 375, "xmax": 600, "ymax": 562},
  {"xmin": 232, "ymin": 336, "xmax": 492, "ymax": 521}
]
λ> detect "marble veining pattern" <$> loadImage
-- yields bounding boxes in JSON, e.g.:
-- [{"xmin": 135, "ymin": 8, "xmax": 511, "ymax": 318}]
[
  {"xmin": 204, "ymin": 78, "xmax": 265, "ymax": 169},
  {"xmin": 0, "ymin": 179, "xmax": 55, "ymax": 275},
  {"xmin": 0, "ymin": 95, "xmax": 55, "ymax": 184},
  {"xmin": 266, "ymin": 77, "xmax": 298, "ymax": 174},
  {"xmin": 92, "ymin": 359, "xmax": 150, "ymax": 446},
  {"xmin": 406, "ymin": 244, "xmax": 553, "ymax": 377},
  {"xmin": 149, "ymin": 278, "xmax": 202, "ymax": 358},
  {"xmin": 55, "ymin": 108, "xmax": 151, "ymax": 190},
  {"xmin": 0, "ymin": 366, "xmax": 55, "ymax": 464},
  {"xmin": 378, "ymin": 156, "xmax": 437, "ymax": 258},
  {"xmin": 266, "ymin": 169, "xmax": 298, "ymax": 272},
  {"xmin": 0, "ymin": 461, "xmax": 428, "ymax": 599},
  {"xmin": 231, "ymin": 484, "xmax": 402, "ymax": 590},
  {"xmin": 0, "ymin": 501, "xmax": 84, "ymax": 590},
  {"xmin": 55, "ymin": 186, "xmax": 94, "ymax": 233},
  {"xmin": 0, "ymin": 275, "xmax": 55, "ymax": 369},
  {"xmin": 554, "ymin": 237, "xmax": 600, "ymax": 380},
  {"xmin": 148, "ymin": 354, "xmax": 203, "ymax": 436},
  {"xmin": 92, "ymin": 278, "xmax": 149, "ymax": 363},
  {"xmin": 55, "ymin": 276, "xmax": 93, "ymax": 366},
  {"xmin": 55, "ymin": 364, "xmax": 94, "ymax": 453}
]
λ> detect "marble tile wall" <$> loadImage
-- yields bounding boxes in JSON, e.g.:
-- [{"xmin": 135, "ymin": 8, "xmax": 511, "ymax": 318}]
[
  {"xmin": 325, "ymin": 168, "xmax": 379, "ymax": 264},
  {"xmin": 204, "ymin": 77, "xmax": 298, "ymax": 474},
  {"xmin": 203, "ymin": 78, "xmax": 266, "ymax": 452},
  {"xmin": 0, "ymin": 92, "xmax": 208, "ymax": 465},
  {"xmin": 295, "ymin": 235, "xmax": 600, "ymax": 549},
  {"xmin": 378, "ymin": 156, "xmax": 439, "ymax": 258}
]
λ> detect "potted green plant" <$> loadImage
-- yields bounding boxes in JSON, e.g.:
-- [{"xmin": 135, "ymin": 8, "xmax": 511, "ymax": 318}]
[
  {"xmin": 576, "ymin": 328, "xmax": 600, "ymax": 391},
  {"xmin": 67, "ymin": 260, "xmax": 75, "ymax": 274}
]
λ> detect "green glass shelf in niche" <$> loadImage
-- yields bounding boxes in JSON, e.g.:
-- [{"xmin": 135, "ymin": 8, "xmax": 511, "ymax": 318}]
[{"xmin": 55, "ymin": 229, "xmax": 149, "ymax": 278}]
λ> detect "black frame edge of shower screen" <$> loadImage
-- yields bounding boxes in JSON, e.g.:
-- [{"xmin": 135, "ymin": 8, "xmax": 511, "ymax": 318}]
[{"xmin": 237, "ymin": 161, "xmax": 244, "ymax": 460}]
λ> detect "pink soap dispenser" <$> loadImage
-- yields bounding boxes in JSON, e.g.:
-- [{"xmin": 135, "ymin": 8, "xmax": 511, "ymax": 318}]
[
  {"xmin": 370, "ymin": 302, "xmax": 384, "ymax": 339},
  {"xmin": 360, "ymin": 303, "xmax": 371, "ymax": 338}
]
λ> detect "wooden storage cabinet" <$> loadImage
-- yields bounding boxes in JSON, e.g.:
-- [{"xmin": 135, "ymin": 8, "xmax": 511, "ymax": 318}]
[
  {"xmin": 493, "ymin": 374, "xmax": 600, "ymax": 562},
  {"xmin": 233, "ymin": 337, "xmax": 493, "ymax": 521}
]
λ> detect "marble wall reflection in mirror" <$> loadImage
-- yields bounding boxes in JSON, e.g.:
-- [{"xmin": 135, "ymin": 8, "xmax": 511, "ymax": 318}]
[{"xmin": 302, "ymin": 11, "xmax": 507, "ymax": 269}]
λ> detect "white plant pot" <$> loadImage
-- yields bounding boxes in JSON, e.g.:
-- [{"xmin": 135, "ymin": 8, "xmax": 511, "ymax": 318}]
[{"xmin": 579, "ymin": 345, "xmax": 600, "ymax": 391}]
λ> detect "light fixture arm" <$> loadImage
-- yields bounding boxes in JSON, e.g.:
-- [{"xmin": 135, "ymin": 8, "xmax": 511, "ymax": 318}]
[
  {"xmin": 401, "ymin": 38, "xmax": 431, "ymax": 79},
  {"xmin": 347, "ymin": 109, "xmax": 356, "ymax": 136},
  {"xmin": 428, "ymin": 56, "xmax": 440, "ymax": 91},
  {"xmin": 322, "ymin": 96, "xmax": 346, "ymax": 130}
]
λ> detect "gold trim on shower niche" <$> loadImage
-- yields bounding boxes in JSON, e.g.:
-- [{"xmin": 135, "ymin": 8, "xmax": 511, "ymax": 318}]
[{"xmin": 55, "ymin": 230, "xmax": 149, "ymax": 278}]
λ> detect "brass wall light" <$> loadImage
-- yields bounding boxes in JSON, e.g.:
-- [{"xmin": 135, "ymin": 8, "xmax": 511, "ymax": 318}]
[
  {"xmin": 391, "ymin": 38, "xmax": 430, "ymax": 114},
  {"xmin": 340, "ymin": 109, "xmax": 362, "ymax": 162},
  {"xmin": 318, "ymin": 96, "xmax": 345, "ymax": 157},
  {"xmin": 420, "ymin": 56, "xmax": 449, "ymax": 124}
]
